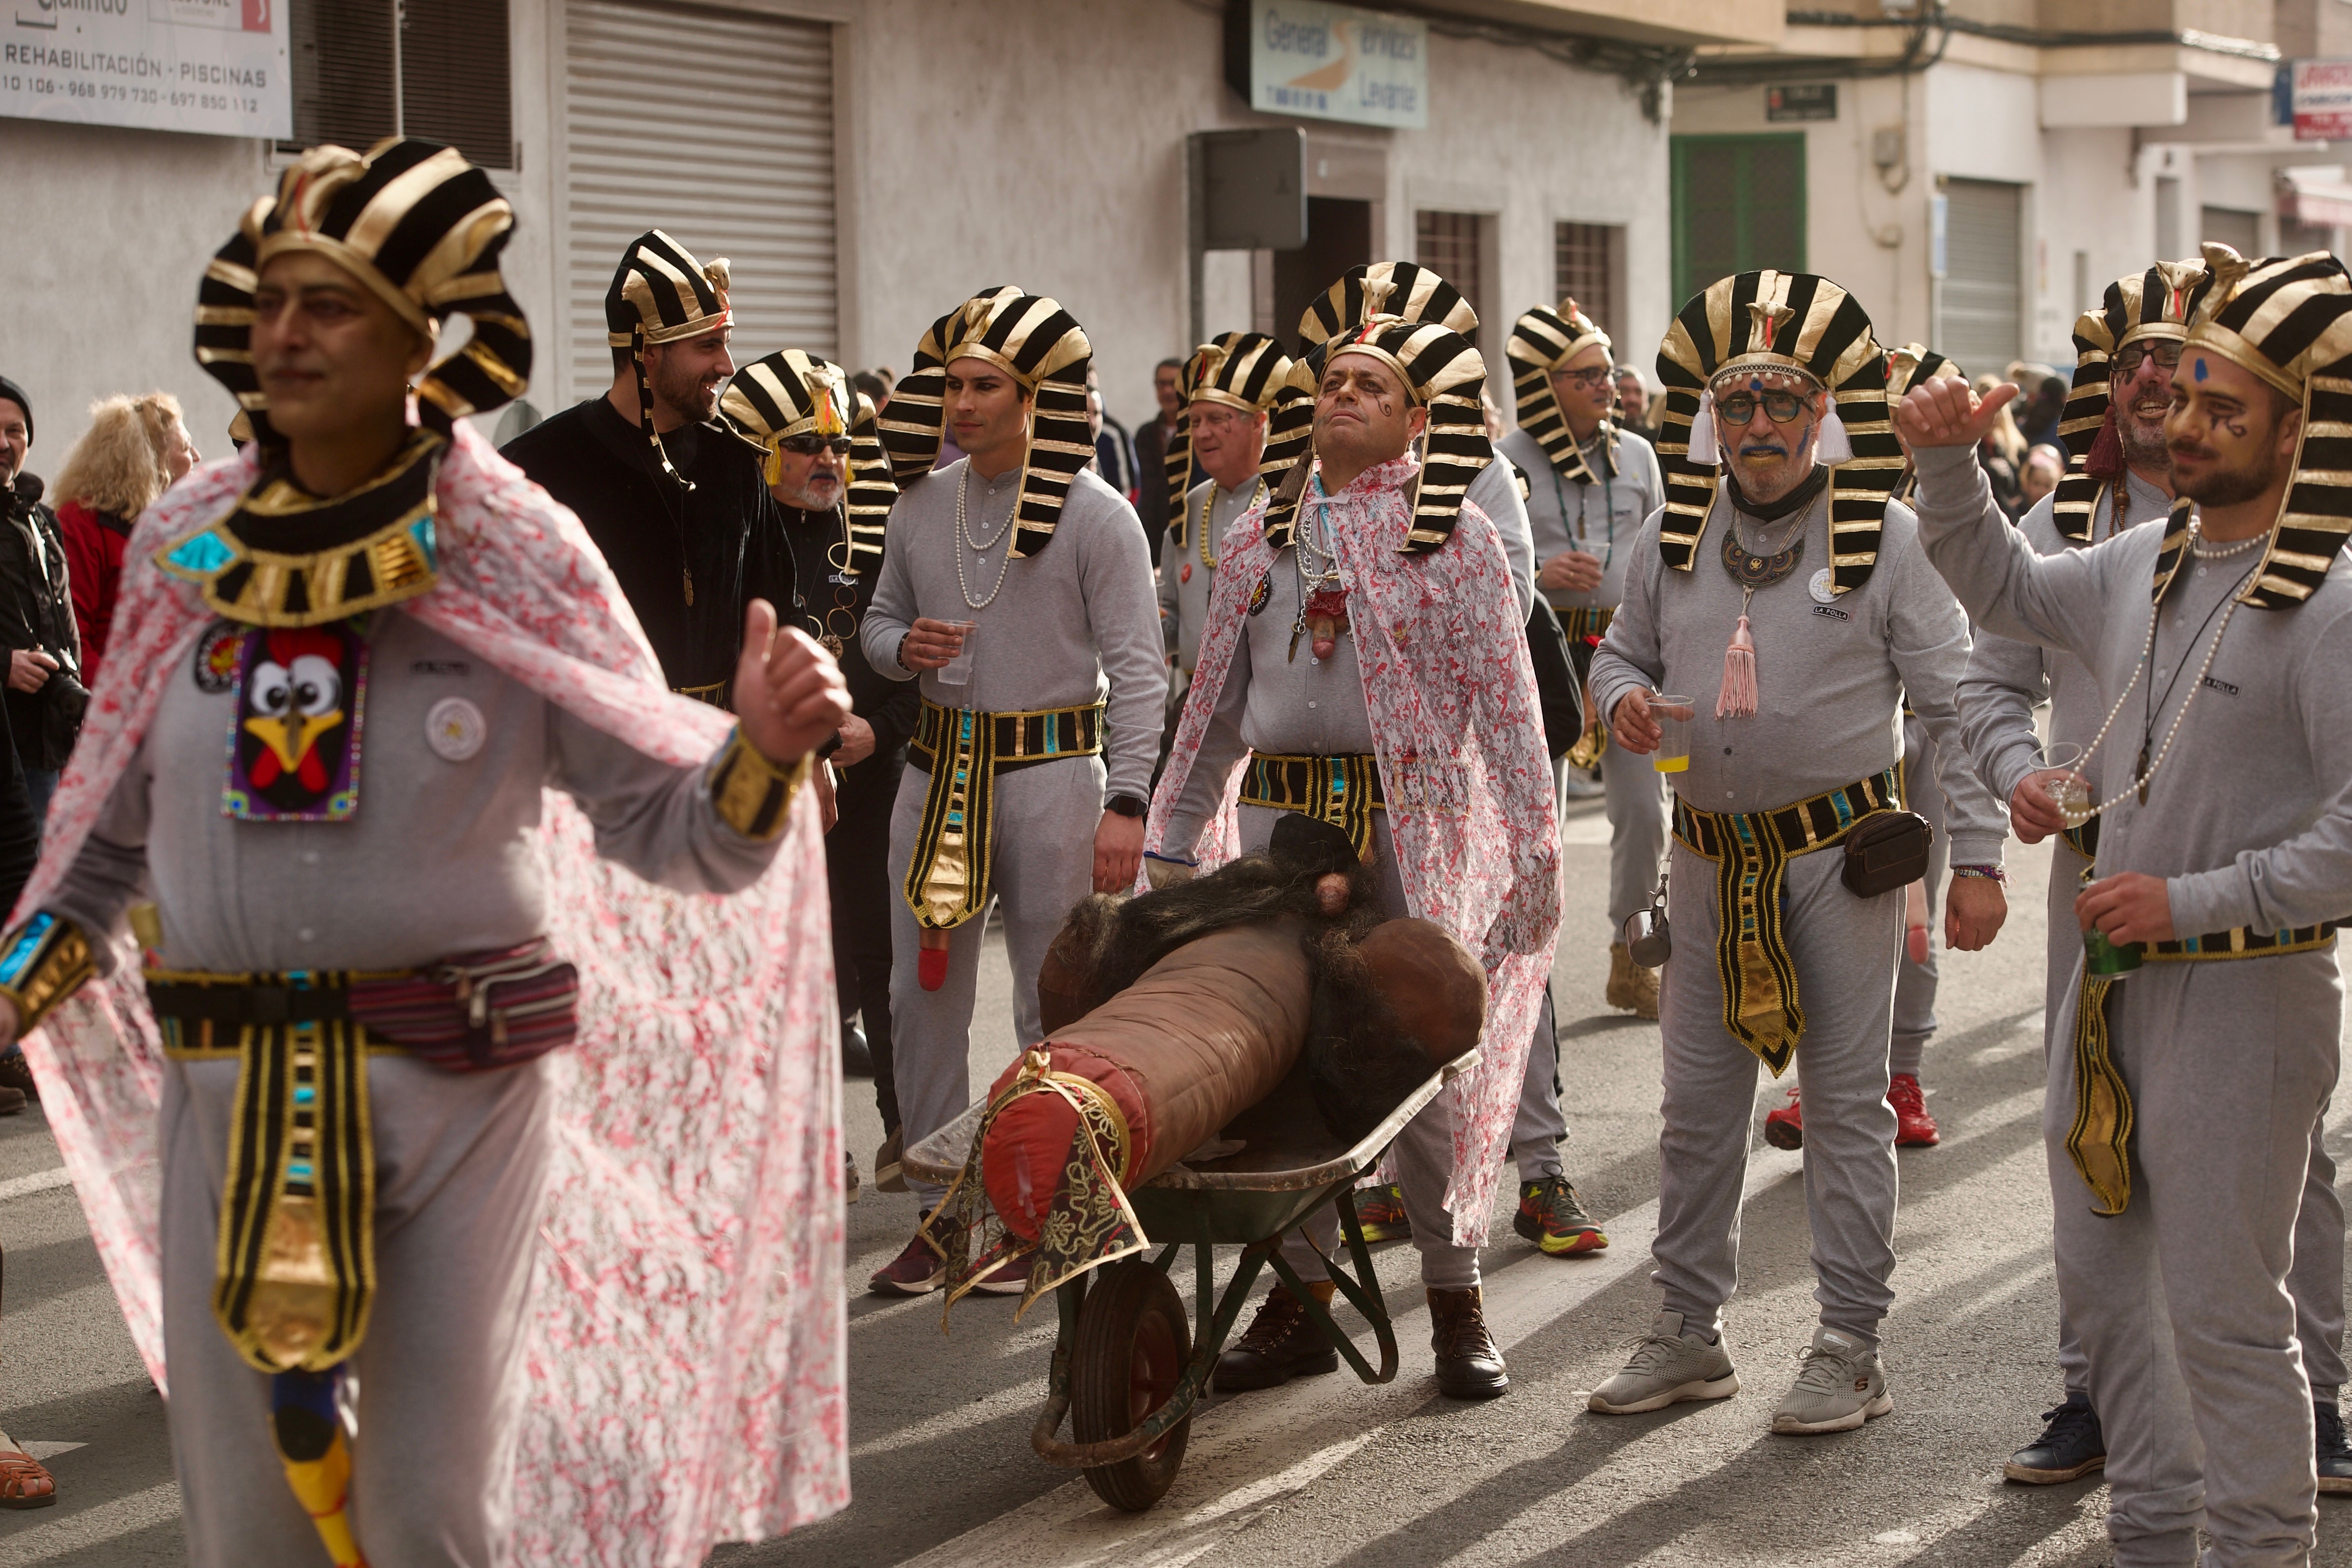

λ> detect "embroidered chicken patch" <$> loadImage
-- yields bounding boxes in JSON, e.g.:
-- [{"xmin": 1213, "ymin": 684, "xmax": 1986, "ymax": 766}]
[{"xmin": 224, "ymin": 622, "xmax": 368, "ymax": 822}]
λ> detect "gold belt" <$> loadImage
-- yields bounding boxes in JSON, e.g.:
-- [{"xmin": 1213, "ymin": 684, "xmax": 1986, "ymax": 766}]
[
  {"xmin": 2067, "ymin": 920, "xmax": 2338, "ymax": 1216},
  {"xmin": 1238, "ymin": 751, "xmax": 1383, "ymax": 862},
  {"xmin": 1554, "ymin": 605, "xmax": 1614, "ymax": 642},
  {"xmin": 903, "ymin": 698, "xmax": 1104, "ymax": 931},
  {"xmin": 1671, "ymin": 769, "xmax": 1903, "ymax": 1075},
  {"xmin": 674, "ymin": 679, "xmax": 728, "ymax": 706}
]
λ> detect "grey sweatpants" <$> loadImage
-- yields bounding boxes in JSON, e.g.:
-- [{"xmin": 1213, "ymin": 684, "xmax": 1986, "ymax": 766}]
[
  {"xmin": 1261, "ymin": 805, "xmax": 1480, "ymax": 1291},
  {"xmin": 1511, "ymin": 986, "xmax": 1564, "ymax": 1184},
  {"xmin": 2041, "ymin": 842, "xmax": 2347, "ymax": 1405},
  {"xmin": 892, "ymin": 753, "xmax": 1107, "ymax": 1206},
  {"xmin": 1564, "ymin": 644, "xmax": 1672, "ymax": 934},
  {"xmin": 1654, "ymin": 836, "xmax": 1903, "ymax": 1346},
  {"xmin": 163, "ymin": 1053, "xmax": 553, "ymax": 1568},
  {"xmin": 1889, "ymin": 715, "xmax": 1950, "ymax": 1081},
  {"xmin": 2048, "ymin": 950, "xmax": 2341, "ymax": 1566}
]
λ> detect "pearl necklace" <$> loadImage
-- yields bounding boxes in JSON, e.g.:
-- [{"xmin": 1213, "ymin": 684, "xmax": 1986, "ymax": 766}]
[
  {"xmin": 954, "ymin": 463, "xmax": 1018, "ymax": 611},
  {"xmin": 2189, "ymin": 524, "xmax": 2266, "ymax": 560}
]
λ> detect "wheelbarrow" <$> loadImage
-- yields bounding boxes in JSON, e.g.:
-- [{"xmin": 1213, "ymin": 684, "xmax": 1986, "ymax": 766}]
[{"xmin": 902, "ymin": 1045, "xmax": 1477, "ymax": 1511}]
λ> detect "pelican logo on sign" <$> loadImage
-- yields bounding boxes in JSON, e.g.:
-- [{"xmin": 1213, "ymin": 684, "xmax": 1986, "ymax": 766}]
[{"xmin": 1246, "ymin": 0, "xmax": 1427, "ymax": 130}]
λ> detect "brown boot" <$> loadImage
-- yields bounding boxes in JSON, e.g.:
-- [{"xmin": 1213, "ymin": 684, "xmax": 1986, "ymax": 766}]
[
  {"xmin": 1427, "ymin": 1285, "xmax": 1509, "ymax": 1400},
  {"xmin": 1214, "ymin": 1281, "xmax": 1339, "ymax": 1392},
  {"xmin": 1606, "ymin": 942, "xmax": 1660, "ymax": 1020}
]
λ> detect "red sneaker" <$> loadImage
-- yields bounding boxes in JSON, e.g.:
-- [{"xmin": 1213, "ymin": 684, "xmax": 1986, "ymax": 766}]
[
  {"xmin": 1889, "ymin": 1073, "xmax": 1940, "ymax": 1147},
  {"xmin": 971, "ymin": 1247, "xmax": 1033, "ymax": 1296},
  {"xmin": 1763, "ymin": 1085, "xmax": 1804, "ymax": 1151},
  {"xmin": 869, "ymin": 1216, "xmax": 950, "ymax": 1295}
]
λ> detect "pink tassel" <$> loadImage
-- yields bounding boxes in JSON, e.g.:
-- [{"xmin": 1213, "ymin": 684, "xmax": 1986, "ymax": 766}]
[
  {"xmin": 1717, "ymin": 615, "xmax": 1758, "ymax": 718},
  {"xmin": 2085, "ymin": 406, "xmax": 2124, "ymax": 480}
]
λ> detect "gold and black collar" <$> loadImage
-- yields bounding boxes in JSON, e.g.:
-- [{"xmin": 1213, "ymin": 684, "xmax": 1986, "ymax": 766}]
[{"xmin": 157, "ymin": 432, "xmax": 444, "ymax": 628}]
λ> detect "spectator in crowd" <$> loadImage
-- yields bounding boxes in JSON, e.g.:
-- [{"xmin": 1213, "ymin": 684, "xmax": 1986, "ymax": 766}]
[
  {"xmin": 1086, "ymin": 366, "xmax": 1141, "ymax": 507},
  {"xmin": 1613, "ymin": 364, "xmax": 1657, "ymax": 440},
  {"xmin": 2004, "ymin": 360, "xmax": 2068, "ymax": 445},
  {"xmin": 1973, "ymin": 372, "xmax": 2028, "ymax": 518},
  {"xmin": 52, "ymin": 392, "xmax": 196, "ymax": 690},
  {"xmin": 0, "ymin": 378, "xmax": 85, "ymax": 832},
  {"xmin": 854, "ymin": 370, "xmax": 889, "ymax": 413},
  {"xmin": 2019, "ymin": 441, "xmax": 2065, "ymax": 511},
  {"xmin": 1130, "ymin": 356, "xmax": 1185, "ymax": 567}
]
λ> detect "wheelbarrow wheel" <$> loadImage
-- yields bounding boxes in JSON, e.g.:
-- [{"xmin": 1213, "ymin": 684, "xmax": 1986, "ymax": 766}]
[{"xmin": 1071, "ymin": 1258, "xmax": 1191, "ymax": 1510}]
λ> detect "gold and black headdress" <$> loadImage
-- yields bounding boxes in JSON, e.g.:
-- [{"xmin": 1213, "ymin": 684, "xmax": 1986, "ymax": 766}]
[
  {"xmin": 2051, "ymin": 258, "xmax": 2206, "ymax": 544},
  {"xmin": 2155, "ymin": 244, "xmax": 2352, "ymax": 611},
  {"xmin": 721, "ymin": 347, "xmax": 896, "ymax": 574},
  {"xmin": 1654, "ymin": 270, "xmax": 1903, "ymax": 595},
  {"xmin": 877, "ymin": 287, "xmax": 1092, "ymax": 559},
  {"xmin": 605, "ymin": 229, "xmax": 733, "ymax": 492},
  {"xmin": 193, "ymin": 138, "xmax": 529, "ymax": 449},
  {"xmin": 1507, "ymin": 297, "xmax": 1616, "ymax": 487},
  {"xmin": 1886, "ymin": 343, "xmax": 1963, "ymax": 397},
  {"xmin": 1164, "ymin": 332, "xmax": 1302, "ymax": 546}
]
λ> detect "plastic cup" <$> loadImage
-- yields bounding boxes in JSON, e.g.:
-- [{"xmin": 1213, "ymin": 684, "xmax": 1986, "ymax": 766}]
[
  {"xmin": 2084, "ymin": 927, "xmax": 2144, "ymax": 979},
  {"xmin": 937, "ymin": 621, "xmax": 978, "ymax": 687},
  {"xmin": 1651, "ymin": 694, "xmax": 1695, "ymax": 773},
  {"xmin": 2035, "ymin": 741, "xmax": 2090, "ymax": 826}
]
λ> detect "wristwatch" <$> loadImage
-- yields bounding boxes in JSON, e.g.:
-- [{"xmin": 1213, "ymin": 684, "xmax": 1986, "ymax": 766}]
[{"xmin": 1105, "ymin": 793, "xmax": 1148, "ymax": 819}]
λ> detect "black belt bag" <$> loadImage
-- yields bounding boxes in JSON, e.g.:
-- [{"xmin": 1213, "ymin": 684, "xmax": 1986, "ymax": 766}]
[{"xmin": 1840, "ymin": 811, "xmax": 1934, "ymax": 899}]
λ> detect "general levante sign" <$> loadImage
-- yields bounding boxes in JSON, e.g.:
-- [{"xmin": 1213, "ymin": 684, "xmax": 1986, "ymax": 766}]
[
  {"xmin": 1243, "ymin": 0, "xmax": 1428, "ymax": 131},
  {"xmin": 2, "ymin": 0, "xmax": 290, "ymax": 138}
]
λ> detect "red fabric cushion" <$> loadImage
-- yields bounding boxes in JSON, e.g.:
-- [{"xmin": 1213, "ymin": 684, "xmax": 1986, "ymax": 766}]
[{"xmin": 981, "ymin": 1045, "xmax": 1152, "ymax": 1240}]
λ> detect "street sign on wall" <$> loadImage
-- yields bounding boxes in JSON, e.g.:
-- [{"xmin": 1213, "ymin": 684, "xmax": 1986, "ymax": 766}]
[
  {"xmin": 1236, "ymin": 0, "xmax": 1428, "ymax": 130},
  {"xmin": 2292, "ymin": 58, "xmax": 2352, "ymax": 142},
  {"xmin": 1, "ymin": 0, "xmax": 290, "ymax": 138}
]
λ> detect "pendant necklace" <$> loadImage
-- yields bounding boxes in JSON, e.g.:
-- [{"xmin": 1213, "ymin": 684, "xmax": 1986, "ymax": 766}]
[
  {"xmin": 1713, "ymin": 493, "xmax": 1810, "ymax": 719},
  {"xmin": 819, "ymin": 507, "xmax": 859, "ymax": 657},
  {"xmin": 955, "ymin": 461, "xmax": 1018, "ymax": 611},
  {"xmin": 1290, "ymin": 476, "xmax": 1346, "ymax": 662}
]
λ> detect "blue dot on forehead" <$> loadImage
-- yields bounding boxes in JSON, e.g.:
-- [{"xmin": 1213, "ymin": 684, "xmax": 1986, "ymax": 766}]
[{"xmin": 2193, "ymin": 357, "xmax": 2209, "ymax": 382}]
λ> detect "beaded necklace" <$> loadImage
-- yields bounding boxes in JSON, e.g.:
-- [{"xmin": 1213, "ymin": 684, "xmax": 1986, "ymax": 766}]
[{"xmin": 954, "ymin": 463, "xmax": 1018, "ymax": 611}]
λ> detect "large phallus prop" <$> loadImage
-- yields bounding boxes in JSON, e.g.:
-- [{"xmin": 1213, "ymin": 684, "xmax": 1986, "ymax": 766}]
[{"xmin": 923, "ymin": 814, "xmax": 1484, "ymax": 1320}]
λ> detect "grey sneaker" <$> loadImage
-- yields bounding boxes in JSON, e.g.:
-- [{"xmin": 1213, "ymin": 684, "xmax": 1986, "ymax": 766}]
[
  {"xmin": 1770, "ymin": 1326, "xmax": 1893, "ymax": 1434},
  {"xmin": 1588, "ymin": 1311, "xmax": 1739, "ymax": 1414}
]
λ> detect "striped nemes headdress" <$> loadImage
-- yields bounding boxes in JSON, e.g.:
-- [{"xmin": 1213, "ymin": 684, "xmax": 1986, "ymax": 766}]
[
  {"xmin": 877, "ymin": 287, "xmax": 1092, "ymax": 559},
  {"xmin": 721, "ymin": 348, "xmax": 896, "ymax": 574},
  {"xmin": 1164, "ymin": 332, "xmax": 1303, "ymax": 547},
  {"xmin": 1654, "ymin": 270, "xmax": 1903, "ymax": 595},
  {"xmin": 1884, "ymin": 344, "xmax": 1963, "ymax": 502},
  {"xmin": 2154, "ymin": 244, "xmax": 2352, "ymax": 611},
  {"xmin": 194, "ymin": 139, "xmax": 529, "ymax": 448},
  {"xmin": 1298, "ymin": 261, "xmax": 1479, "ymax": 350},
  {"xmin": 1264, "ymin": 314, "xmax": 1491, "ymax": 555},
  {"xmin": 605, "ymin": 230, "xmax": 733, "ymax": 494},
  {"xmin": 1507, "ymin": 297, "xmax": 1617, "ymax": 487},
  {"xmin": 2051, "ymin": 258, "xmax": 2207, "ymax": 544}
]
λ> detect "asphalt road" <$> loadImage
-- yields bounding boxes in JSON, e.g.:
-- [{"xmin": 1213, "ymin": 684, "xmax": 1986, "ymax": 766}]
[{"xmin": 6, "ymin": 793, "xmax": 2352, "ymax": 1566}]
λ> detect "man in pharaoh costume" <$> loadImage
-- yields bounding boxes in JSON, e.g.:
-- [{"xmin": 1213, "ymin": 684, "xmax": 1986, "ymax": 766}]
[
  {"xmin": 502, "ymin": 228, "xmax": 796, "ymax": 708},
  {"xmin": 1585, "ymin": 271, "xmax": 2008, "ymax": 1433},
  {"xmin": 1500, "ymin": 296, "xmax": 1667, "ymax": 1024},
  {"xmin": 861, "ymin": 288, "xmax": 1165, "ymax": 1295},
  {"xmin": 1907, "ymin": 244, "xmax": 2352, "ymax": 1561},
  {"xmin": 723, "ymin": 349, "xmax": 923, "ymax": 1183},
  {"xmin": 1145, "ymin": 300, "xmax": 1562, "ymax": 1400},
  {"xmin": 0, "ymin": 141, "xmax": 853, "ymax": 1565}
]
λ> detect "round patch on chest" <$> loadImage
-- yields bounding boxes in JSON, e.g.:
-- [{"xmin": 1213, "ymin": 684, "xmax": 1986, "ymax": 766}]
[
  {"xmin": 193, "ymin": 623, "xmax": 242, "ymax": 694},
  {"xmin": 1808, "ymin": 568, "xmax": 1838, "ymax": 605},
  {"xmin": 425, "ymin": 696, "xmax": 487, "ymax": 762}
]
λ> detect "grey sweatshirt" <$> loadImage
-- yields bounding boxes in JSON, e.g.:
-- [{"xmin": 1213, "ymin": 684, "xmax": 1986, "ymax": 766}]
[
  {"xmin": 44, "ymin": 610, "xmax": 778, "ymax": 975},
  {"xmin": 1465, "ymin": 454, "xmax": 1536, "ymax": 619},
  {"xmin": 860, "ymin": 458, "xmax": 1166, "ymax": 801},
  {"xmin": 1499, "ymin": 424, "xmax": 1664, "ymax": 616},
  {"xmin": 1912, "ymin": 443, "xmax": 2352, "ymax": 935},
  {"xmin": 1588, "ymin": 483, "xmax": 2008, "ymax": 866},
  {"xmin": 1958, "ymin": 468, "xmax": 2174, "ymax": 807},
  {"xmin": 1158, "ymin": 475, "xmax": 1263, "ymax": 674}
]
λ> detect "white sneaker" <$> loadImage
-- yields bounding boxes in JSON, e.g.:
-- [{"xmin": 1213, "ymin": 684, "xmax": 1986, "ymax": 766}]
[
  {"xmin": 1561, "ymin": 770, "xmax": 1607, "ymax": 799},
  {"xmin": 1588, "ymin": 1311, "xmax": 1739, "ymax": 1414},
  {"xmin": 1770, "ymin": 1326, "xmax": 1892, "ymax": 1434}
]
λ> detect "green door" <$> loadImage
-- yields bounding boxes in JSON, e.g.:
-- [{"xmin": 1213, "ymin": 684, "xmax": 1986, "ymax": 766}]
[{"xmin": 1671, "ymin": 134, "xmax": 1807, "ymax": 305}]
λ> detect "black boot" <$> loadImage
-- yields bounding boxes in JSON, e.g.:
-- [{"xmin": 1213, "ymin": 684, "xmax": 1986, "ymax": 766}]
[
  {"xmin": 1428, "ymin": 1286, "xmax": 1508, "ymax": 1400},
  {"xmin": 2003, "ymin": 1392, "xmax": 2104, "ymax": 1484},
  {"xmin": 2318, "ymin": 1399, "xmax": 2352, "ymax": 1495},
  {"xmin": 841, "ymin": 1022, "xmax": 874, "ymax": 1077},
  {"xmin": 1214, "ymin": 1285, "xmax": 1340, "ymax": 1392}
]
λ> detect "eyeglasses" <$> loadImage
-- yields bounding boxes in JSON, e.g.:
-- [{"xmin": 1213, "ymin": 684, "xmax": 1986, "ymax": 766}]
[
  {"xmin": 779, "ymin": 434, "xmax": 853, "ymax": 456},
  {"xmin": 1713, "ymin": 390, "xmax": 1809, "ymax": 426},
  {"xmin": 2114, "ymin": 341, "xmax": 2183, "ymax": 377},
  {"xmin": 1190, "ymin": 407, "xmax": 1251, "ymax": 430},
  {"xmin": 1555, "ymin": 367, "xmax": 1613, "ymax": 390}
]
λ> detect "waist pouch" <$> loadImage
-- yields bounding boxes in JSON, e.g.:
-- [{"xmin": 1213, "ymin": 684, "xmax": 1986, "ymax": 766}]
[{"xmin": 1840, "ymin": 810, "xmax": 1935, "ymax": 899}]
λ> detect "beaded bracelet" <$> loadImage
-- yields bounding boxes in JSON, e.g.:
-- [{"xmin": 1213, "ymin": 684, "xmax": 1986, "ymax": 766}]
[{"xmin": 1950, "ymin": 863, "xmax": 2007, "ymax": 884}]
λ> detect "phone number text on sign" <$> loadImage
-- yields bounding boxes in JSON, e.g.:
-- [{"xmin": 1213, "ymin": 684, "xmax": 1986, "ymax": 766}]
[{"xmin": 0, "ymin": 14, "xmax": 287, "ymax": 137}]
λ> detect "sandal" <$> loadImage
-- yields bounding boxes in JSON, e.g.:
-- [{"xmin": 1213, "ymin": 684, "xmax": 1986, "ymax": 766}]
[{"xmin": 0, "ymin": 1449, "xmax": 56, "ymax": 1507}]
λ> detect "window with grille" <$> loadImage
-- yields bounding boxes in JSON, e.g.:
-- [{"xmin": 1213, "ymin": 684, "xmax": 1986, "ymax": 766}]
[
  {"xmin": 1670, "ymin": 135, "xmax": 1805, "ymax": 305},
  {"xmin": 1554, "ymin": 221, "xmax": 1623, "ymax": 342},
  {"xmin": 1415, "ymin": 210, "xmax": 1485, "ymax": 334},
  {"xmin": 284, "ymin": 0, "xmax": 512, "ymax": 170}
]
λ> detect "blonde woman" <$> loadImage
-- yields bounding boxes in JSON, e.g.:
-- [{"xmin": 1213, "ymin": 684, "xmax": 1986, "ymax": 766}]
[
  {"xmin": 1972, "ymin": 372, "xmax": 2028, "ymax": 517},
  {"xmin": 51, "ymin": 392, "xmax": 195, "ymax": 689}
]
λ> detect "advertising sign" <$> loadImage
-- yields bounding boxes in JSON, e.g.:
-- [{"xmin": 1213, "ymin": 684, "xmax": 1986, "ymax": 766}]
[
  {"xmin": 2, "ymin": 0, "xmax": 291, "ymax": 139},
  {"xmin": 1248, "ymin": 0, "xmax": 1427, "ymax": 131},
  {"xmin": 1766, "ymin": 83, "xmax": 1837, "ymax": 123},
  {"xmin": 2292, "ymin": 58, "xmax": 2352, "ymax": 142}
]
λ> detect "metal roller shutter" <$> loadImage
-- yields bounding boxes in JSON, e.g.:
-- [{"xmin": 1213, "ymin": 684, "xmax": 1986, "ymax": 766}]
[
  {"xmin": 1939, "ymin": 178, "xmax": 2022, "ymax": 376},
  {"xmin": 562, "ymin": 0, "xmax": 837, "ymax": 404}
]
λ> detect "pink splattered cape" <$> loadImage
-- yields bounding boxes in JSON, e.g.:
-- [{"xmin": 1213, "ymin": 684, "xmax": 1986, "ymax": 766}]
[
  {"xmin": 1144, "ymin": 453, "xmax": 1563, "ymax": 1246},
  {"xmin": 11, "ymin": 422, "xmax": 846, "ymax": 1565}
]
